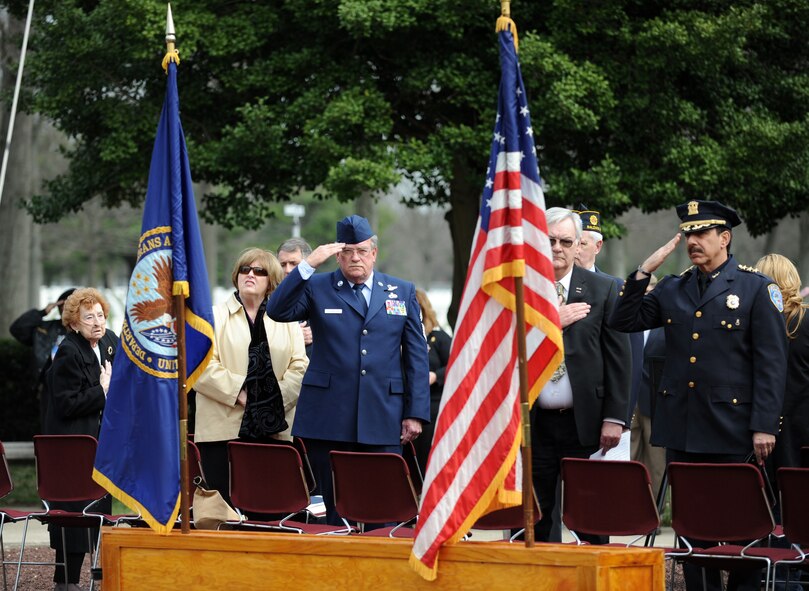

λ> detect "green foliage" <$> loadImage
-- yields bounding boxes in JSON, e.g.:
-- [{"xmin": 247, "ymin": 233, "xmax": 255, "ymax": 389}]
[
  {"xmin": 3, "ymin": 461, "xmax": 39, "ymax": 507},
  {"xmin": 0, "ymin": 339, "xmax": 40, "ymax": 442},
  {"xmin": 4, "ymin": 0, "xmax": 809, "ymax": 240}
]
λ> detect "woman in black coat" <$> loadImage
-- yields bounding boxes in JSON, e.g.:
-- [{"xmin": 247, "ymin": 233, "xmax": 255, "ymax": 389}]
[
  {"xmin": 44, "ymin": 288, "xmax": 118, "ymax": 591},
  {"xmin": 412, "ymin": 289, "xmax": 452, "ymax": 475},
  {"xmin": 757, "ymin": 254, "xmax": 809, "ymax": 470}
]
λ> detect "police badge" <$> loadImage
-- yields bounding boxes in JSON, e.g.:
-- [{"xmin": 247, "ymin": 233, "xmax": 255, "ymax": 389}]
[{"xmin": 726, "ymin": 294, "xmax": 739, "ymax": 310}]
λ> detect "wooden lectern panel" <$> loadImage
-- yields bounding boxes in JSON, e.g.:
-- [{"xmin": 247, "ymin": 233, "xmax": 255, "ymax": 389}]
[{"xmin": 102, "ymin": 528, "xmax": 664, "ymax": 590}]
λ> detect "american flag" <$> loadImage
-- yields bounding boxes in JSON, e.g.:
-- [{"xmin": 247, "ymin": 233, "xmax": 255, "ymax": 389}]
[{"xmin": 410, "ymin": 26, "xmax": 562, "ymax": 580}]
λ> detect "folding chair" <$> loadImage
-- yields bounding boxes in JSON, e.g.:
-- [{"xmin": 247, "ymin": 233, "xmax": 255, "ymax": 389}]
[
  {"xmin": 1, "ymin": 441, "xmax": 41, "ymax": 591},
  {"xmin": 330, "ymin": 451, "xmax": 419, "ymax": 538},
  {"xmin": 227, "ymin": 442, "xmax": 347, "ymax": 535},
  {"xmin": 470, "ymin": 491, "xmax": 541, "ymax": 542},
  {"xmin": 560, "ymin": 458, "xmax": 660, "ymax": 546},
  {"xmin": 402, "ymin": 441, "xmax": 424, "ymax": 496},
  {"xmin": 14, "ymin": 435, "xmax": 116, "ymax": 591},
  {"xmin": 291, "ymin": 437, "xmax": 317, "ymax": 495},
  {"xmin": 667, "ymin": 462, "xmax": 776, "ymax": 590},
  {"xmin": 750, "ymin": 468, "xmax": 809, "ymax": 591}
]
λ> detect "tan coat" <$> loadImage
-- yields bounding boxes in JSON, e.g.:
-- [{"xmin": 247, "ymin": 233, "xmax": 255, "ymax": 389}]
[{"xmin": 194, "ymin": 293, "xmax": 308, "ymax": 443}]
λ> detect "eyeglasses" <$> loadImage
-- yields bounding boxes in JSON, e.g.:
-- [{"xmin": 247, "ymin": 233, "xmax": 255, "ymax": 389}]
[
  {"xmin": 340, "ymin": 248, "xmax": 372, "ymax": 258},
  {"xmin": 238, "ymin": 265, "xmax": 269, "ymax": 277},
  {"xmin": 549, "ymin": 236, "xmax": 575, "ymax": 249}
]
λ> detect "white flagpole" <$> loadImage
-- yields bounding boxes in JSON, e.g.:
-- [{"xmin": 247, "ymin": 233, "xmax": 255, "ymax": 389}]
[{"xmin": 0, "ymin": 0, "xmax": 36, "ymax": 207}]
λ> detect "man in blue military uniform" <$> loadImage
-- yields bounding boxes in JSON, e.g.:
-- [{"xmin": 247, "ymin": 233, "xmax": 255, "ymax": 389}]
[
  {"xmin": 610, "ymin": 200, "xmax": 787, "ymax": 591},
  {"xmin": 267, "ymin": 214, "xmax": 430, "ymax": 525}
]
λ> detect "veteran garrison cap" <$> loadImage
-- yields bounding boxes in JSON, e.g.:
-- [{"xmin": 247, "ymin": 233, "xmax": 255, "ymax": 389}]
[
  {"xmin": 676, "ymin": 200, "xmax": 742, "ymax": 234},
  {"xmin": 336, "ymin": 214, "xmax": 374, "ymax": 244},
  {"xmin": 572, "ymin": 203, "xmax": 601, "ymax": 234}
]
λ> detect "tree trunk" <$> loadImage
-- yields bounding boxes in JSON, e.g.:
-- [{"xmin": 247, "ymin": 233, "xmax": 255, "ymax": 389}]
[
  {"xmin": 195, "ymin": 182, "xmax": 218, "ymax": 292},
  {"xmin": 446, "ymin": 158, "xmax": 481, "ymax": 329},
  {"xmin": 0, "ymin": 10, "xmax": 38, "ymax": 337},
  {"xmin": 355, "ymin": 191, "xmax": 377, "ymax": 232}
]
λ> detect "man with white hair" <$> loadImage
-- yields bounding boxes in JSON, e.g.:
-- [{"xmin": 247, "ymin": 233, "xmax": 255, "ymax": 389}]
[{"xmin": 529, "ymin": 207, "xmax": 631, "ymax": 543}]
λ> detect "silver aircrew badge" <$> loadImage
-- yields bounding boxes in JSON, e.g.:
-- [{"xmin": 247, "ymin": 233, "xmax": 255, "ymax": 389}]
[{"xmin": 726, "ymin": 294, "xmax": 740, "ymax": 310}]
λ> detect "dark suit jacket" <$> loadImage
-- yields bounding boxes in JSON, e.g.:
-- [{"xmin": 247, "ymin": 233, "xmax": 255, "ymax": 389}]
[
  {"xmin": 778, "ymin": 314, "xmax": 809, "ymax": 467},
  {"xmin": 267, "ymin": 267, "xmax": 430, "ymax": 445},
  {"xmin": 594, "ymin": 266, "xmax": 644, "ymax": 424},
  {"xmin": 610, "ymin": 256, "xmax": 787, "ymax": 454},
  {"xmin": 638, "ymin": 328, "xmax": 665, "ymax": 419},
  {"xmin": 44, "ymin": 330, "xmax": 118, "ymax": 436},
  {"xmin": 559, "ymin": 265, "xmax": 632, "ymax": 447}
]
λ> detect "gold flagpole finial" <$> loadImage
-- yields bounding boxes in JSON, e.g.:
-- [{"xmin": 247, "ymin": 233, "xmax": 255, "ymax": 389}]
[
  {"xmin": 495, "ymin": 0, "xmax": 519, "ymax": 52},
  {"xmin": 163, "ymin": 3, "xmax": 180, "ymax": 72}
]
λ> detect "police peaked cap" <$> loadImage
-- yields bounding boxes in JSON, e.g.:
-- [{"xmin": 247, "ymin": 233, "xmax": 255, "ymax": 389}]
[
  {"xmin": 676, "ymin": 200, "xmax": 742, "ymax": 234},
  {"xmin": 336, "ymin": 214, "xmax": 374, "ymax": 244}
]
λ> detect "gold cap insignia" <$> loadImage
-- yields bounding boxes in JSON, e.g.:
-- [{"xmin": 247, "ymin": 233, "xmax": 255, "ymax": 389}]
[
  {"xmin": 688, "ymin": 201, "xmax": 699, "ymax": 215},
  {"xmin": 589, "ymin": 214, "xmax": 598, "ymax": 226}
]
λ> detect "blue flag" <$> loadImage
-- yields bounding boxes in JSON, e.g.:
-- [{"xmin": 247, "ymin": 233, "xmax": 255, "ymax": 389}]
[{"xmin": 93, "ymin": 59, "xmax": 214, "ymax": 533}]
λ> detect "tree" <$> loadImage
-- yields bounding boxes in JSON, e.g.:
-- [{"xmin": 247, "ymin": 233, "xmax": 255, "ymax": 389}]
[{"xmin": 5, "ymin": 0, "xmax": 809, "ymax": 325}]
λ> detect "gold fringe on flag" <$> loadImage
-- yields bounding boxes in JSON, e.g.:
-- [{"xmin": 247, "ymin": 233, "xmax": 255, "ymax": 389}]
[
  {"xmin": 496, "ymin": 0, "xmax": 518, "ymax": 52},
  {"xmin": 162, "ymin": 48, "xmax": 180, "ymax": 73}
]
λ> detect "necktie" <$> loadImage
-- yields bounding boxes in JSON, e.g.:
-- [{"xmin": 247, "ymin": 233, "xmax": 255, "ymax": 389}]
[
  {"xmin": 353, "ymin": 283, "xmax": 367, "ymax": 315},
  {"xmin": 698, "ymin": 272, "xmax": 709, "ymax": 297},
  {"xmin": 551, "ymin": 281, "xmax": 567, "ymax": 382}
]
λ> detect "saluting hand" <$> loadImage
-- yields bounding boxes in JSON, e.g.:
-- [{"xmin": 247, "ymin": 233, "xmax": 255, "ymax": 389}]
[
  {"xmin": 306, "ymin": 243, "xmax": 346, "ymax": 269},
  {"xmin": 637, "ymin": 233, "xmax": 681, "ymax": 278}
]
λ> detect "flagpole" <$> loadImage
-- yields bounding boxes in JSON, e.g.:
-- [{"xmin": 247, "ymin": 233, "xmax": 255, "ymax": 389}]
[
  {"xmin": 164, "ymin": 3, "xmax": 191, "ymax": 535},
  {"xmin": 497, "ymin": 0, "xmax": 534, "ymax": 549}
]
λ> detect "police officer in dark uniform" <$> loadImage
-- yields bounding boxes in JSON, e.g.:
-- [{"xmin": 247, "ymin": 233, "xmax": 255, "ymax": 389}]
[{"xmin": 609, "ymin": 200, "xmax": 787, "ymax": 591}]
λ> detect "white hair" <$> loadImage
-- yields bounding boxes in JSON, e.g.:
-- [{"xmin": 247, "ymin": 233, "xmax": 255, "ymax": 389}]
[{"xmin": 546, "ymin": 207, "xmax": 583, "ymax": 239}]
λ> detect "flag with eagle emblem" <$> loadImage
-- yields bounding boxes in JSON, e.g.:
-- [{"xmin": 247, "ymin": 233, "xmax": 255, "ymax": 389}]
[{"xmin": 93, "ymin": 59, "xmax": 215, "ymax": 533}]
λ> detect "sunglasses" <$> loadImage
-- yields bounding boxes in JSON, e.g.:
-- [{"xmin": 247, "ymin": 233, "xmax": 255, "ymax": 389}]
[
  {"xmin": 238, "ymin": 265, "xmax": 269, "ymax": 277},
  {"xmin": 549, "ymin": 236, "xmax": 575, "ymax": 249}
]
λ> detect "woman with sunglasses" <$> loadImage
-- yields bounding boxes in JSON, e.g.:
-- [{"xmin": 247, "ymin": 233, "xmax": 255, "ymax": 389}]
[{"xmin": 194, "ymin": 247, "xmax": 308, "ymax": 502}]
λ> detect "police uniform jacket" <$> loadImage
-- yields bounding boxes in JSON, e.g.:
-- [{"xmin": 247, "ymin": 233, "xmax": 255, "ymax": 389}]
[
  {"xmin": 609, "ymin": 256, "xmax": 787, "ymax": 454},
  {"xmin": 267, "ymin": 267, "xmax": 431, "ymax": 446},
  {"xmin": 193, "ymin": 292, "xmax": 308, "ymax": 443}
]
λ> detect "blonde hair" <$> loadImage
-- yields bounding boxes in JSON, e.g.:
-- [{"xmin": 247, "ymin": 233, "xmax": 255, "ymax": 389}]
[
  {"xmin": 416, "ymin": 289, "xmax": 439, "ymax": 334},
  {"xmin": 61, "ymin": 288, "xmax": 110, "ymax": 328},
  {"xmin": 231, "ymin": 247, "xmax": 284, "ymax": 298},
  {"xmin": 756, "ymin": 253, "xmax": 807, "ymax": 339}
]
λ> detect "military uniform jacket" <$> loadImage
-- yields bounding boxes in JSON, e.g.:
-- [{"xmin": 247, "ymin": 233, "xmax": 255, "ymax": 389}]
[
  {"xmin": 267, "ymin": 267, "xmax": 430, "ymax": 445},
  {"xmin": 609, "ymin": 256, "xmax": 787, "ymax": 454}
]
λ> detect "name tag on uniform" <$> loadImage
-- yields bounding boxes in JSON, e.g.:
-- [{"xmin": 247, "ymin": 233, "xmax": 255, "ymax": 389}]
[
  {"xmin": 324, "ymin": 308, "xmax": 343, "ymax": 314},
  {"xmin": 385, "ymin": 300, "xmax": 407, "ymax": 316}
]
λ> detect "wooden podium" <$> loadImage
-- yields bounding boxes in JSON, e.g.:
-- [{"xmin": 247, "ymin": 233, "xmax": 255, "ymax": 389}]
[{"xmin": 101, "ymin": 528, "xmax": 664, "ymax": 589}]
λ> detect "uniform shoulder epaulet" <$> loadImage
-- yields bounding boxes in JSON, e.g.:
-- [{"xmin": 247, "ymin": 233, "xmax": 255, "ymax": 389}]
[
  {"xmin": 679, "ymin": 265, "xmax": 695, "ymax": 277},
  {"xmin": 738, "ymin": 264, "xmax": 759, "ymax": 273}
]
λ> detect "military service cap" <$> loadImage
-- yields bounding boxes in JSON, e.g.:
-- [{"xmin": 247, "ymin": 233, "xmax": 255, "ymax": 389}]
[
  {"xmin": 336, "ymin": 214, "xmax": 374, "ymax": 244},
  {"xmin": 676, "ymin": 200, "xmax": 742, "ymax": 234},
  {"xmin": 572, "ymin": 204, "xmax": 601, "ymax": 234}
]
